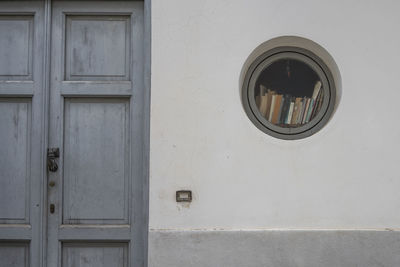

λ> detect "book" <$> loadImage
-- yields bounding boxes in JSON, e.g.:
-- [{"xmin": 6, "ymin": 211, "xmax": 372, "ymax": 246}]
[
  {"xmin": 314, "ymin": 91, "xmax": 324, "ymax": 116},
  {"xmin": 305, "ymin": 98, "xmax": 315, "ymax": 123},
  {"xmin": 291, "ymin": 97, "xmax": 302, "ymax": 124},
  {"xmin": 279, "ymin": 95, "xmax": 291, "ymax": 124},
  {"xmin": 268, "ymin": 94, "xmax": 276, "ymax": 121},
  {"xmin": 265, "ymin": 90, "xmax": 274, "ymax": 118},
  {"xmin": 260, "ymin": 84, "xmax": 267, "ymax": 96},
  {"xmin": 312, "ymin": 81, "xmax": 322, "ymax": 100},
  {"xmin": 259, "ymin": 94, "xmax": 269, "ymax": 117},
  {"xmin": 256, "ymin": 85, "xmax": 268, "ymax": 110},
  {"xmin": 311, "ymin": 90, "xmax": 323, "ymax": 119},
  {"xmin": 308, "ymin": 81, "xmax": 323, "ymax": 120},
  {"xmin": 302, "ymin": 98, "xmax": 311, "ymax": 124},
  {"xmin": 286, "ymin": 101, "xmax": 295, "ymax": 124},
  {"xmin": 271, "ymin": 94, "xmax": 283, "ymax": 124},
  {"xmin": 298, "ymin": 97, "xmax": 307, "ymax": 124},
  {"xmin": 277, "ymin": 94, "xmax": 287, "ymax": 124}
]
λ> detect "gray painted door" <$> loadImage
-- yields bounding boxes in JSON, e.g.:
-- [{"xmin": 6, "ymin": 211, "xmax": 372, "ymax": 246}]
[
  {"xmin": 0, "ymin": 1, "xmax": 146, "ymax": 267},
  {"xmin": 0, "ymin": 1, "xmax": 46, "ymax": 267},
  {"xmin": 47, "ymin": 1, "xmax": 145, "ymax": 267}
]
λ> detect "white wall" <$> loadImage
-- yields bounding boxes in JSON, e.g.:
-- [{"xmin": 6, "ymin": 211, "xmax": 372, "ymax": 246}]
[{"xmin": 150, "ymin": 0, "xmax": 400, "ymax": 229}]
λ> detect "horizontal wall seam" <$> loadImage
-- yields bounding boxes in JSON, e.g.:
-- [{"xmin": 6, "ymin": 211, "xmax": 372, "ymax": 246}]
[{"xmin": 149, "ymin": 228, "xmax": 400, "ymax": 232}]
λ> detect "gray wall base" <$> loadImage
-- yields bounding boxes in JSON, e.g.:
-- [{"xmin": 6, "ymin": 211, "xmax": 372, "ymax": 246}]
[{"xmin": 149, "ymin": 230, "xmax": 400, "ymax": 267}]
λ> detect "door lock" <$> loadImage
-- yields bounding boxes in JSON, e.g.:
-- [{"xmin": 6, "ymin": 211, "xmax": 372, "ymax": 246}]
[
  {"xmin": 47, "ymin": 148, "xmax": 59, "ymax": 172},
  {"xmin": 50, "ymin": 204, "xmax": 55, "ymax": 214}
]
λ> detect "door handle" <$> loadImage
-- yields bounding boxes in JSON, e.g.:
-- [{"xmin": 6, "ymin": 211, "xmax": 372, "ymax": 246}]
[
  {"xmin": 47, "ymin": 159, "xmax": 58, "ymax": 172},
  {"xmin": 47, "ymin": 148, "xmax": 59, "ymax": 172}
]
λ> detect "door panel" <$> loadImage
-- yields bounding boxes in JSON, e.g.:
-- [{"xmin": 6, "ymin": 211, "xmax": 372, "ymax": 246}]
[
  {"xmin": 65, "ymin": 15, "xmax": 131, "ymax": 80},
  {"xmin": 0, "ymin": 2, "xmax": 46, "ymax": 267},
  {"xmin": 48, "ymin": 1, "xmax": 144, "ymax": 267},
  {"xmin": 0, "ymin": 15, "xmax": 33, "ymax": 80},
  {"xmin": 62, "ymin": 243, "xmax": 128, "ymax": 267},
  {"xmin": 0, "ymin": 100, "xmax": 31, "ymax": 223},
  {"xmin": 63, "ymin": 99, "xmax": 129, "ymax": 224},
  {"xmin": 0, "ymin": 243, "xmax": 29, "ymax": 267}
]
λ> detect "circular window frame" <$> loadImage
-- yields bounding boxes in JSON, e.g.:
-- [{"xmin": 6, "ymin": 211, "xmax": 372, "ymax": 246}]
[{"xmin": 242, "ymin": 46, "xmax": 336, "ymax": 140}]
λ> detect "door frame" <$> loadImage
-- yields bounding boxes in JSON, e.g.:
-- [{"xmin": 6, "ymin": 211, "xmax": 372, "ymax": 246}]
[{"xmin": 40, "ymin": 0, "xmax": 151, "ymax": 266}]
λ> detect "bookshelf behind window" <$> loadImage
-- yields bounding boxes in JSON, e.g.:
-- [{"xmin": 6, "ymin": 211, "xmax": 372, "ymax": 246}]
[{"xmin": 254, "ymin": 58, "xmax": 324, "ymax": 128}]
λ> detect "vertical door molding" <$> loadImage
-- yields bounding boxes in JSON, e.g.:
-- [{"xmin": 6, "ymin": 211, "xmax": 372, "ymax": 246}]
[{"xmin": 0, "ymin": 2, "xmax": 47, "ymax": 267}]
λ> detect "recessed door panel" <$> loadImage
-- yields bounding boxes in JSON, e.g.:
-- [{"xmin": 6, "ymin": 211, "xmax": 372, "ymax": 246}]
[
  {"xmin": 62, "ymin": 243, "xmax": 127, "ymax": 267},
  {"xmin": 0, "ymin": 16, "xmax": 33, "ymax": 80},
  {"xmin": 63, "ymin": 99, "xmax": 129, "ymax": 224},
  {"xmin": 0, "ymin": 100, "xmax": 30, "ymax": 223},
  {"xmin": 65, "ymin": 15, "xmax": 130, "ymax": 81},
  {"xmin": 0, "ymin": 243, "xmax": 29, "ymax": 267}
]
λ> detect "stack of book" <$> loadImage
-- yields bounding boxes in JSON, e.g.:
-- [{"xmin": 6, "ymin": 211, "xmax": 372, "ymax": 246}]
[{"xmin": 255, "ymin": 81, "xmax": 324, "ymax": 127}]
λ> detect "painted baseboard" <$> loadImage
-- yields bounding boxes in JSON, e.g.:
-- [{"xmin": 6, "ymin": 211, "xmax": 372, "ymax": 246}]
[{"xmin": 149, "ymin": 229, "xmax": 400, "ymax": 267}]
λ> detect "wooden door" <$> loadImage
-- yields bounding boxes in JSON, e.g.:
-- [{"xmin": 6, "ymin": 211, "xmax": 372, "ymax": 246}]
[
  {"xmin": 0, "ymin": 1, "xmax": 46, "ymax": 267},
  {"xmin": 0, "ymin": 1, "xmax": 147, "ymax": 266},
  {"xmin": 47, "ymin": 1, "xmax": 145, "ymax": 267}
]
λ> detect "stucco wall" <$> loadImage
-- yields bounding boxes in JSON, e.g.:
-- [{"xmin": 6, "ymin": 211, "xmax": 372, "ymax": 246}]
[{"xmin": 150, "ymin": 0, "xmax": 400, "ymax": 230}]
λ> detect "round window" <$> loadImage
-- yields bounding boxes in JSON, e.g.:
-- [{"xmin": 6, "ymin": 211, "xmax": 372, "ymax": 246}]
[{"xmin": 242, "ymin": 46, "xmax": 336, "ymax": 139}]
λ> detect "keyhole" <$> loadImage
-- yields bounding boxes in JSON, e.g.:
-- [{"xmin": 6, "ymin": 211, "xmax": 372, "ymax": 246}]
[{"xmin": 50, "ymin": 204, "xmax": 55, "ymax": 214}]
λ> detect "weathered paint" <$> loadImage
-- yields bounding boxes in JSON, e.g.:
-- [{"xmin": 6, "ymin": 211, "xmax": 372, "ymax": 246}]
[
  {"xmin": 47, "ymin": 2, "xmax": 145, "ymax": 267},
  {"xmin": 0, "ymin": 1, "xmax": 148, "ymax": 267}
]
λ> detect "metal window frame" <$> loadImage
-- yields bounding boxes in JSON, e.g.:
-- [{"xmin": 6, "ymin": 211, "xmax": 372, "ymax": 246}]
[{"xmin": 241, "ymin": 46, "xmax": 336, "ymax": 140}]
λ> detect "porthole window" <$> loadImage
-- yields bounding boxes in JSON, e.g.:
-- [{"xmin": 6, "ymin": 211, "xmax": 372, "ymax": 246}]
[{"xmin": 242, "ymin": 46, "xmax": 336, "ymax": 140}]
